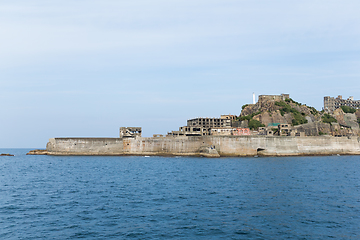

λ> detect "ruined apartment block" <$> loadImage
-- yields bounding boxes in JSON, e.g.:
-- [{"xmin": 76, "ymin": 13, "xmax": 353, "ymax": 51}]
[
  {"xmin": 324, "ymin": 95, "xmax": 360, "ymax": 112},
  {"xmin": 187, "ymin": 117, "xmax": 232, "ymax": 129},
  {"xmin": 167, "ymin": 126, "xmax": 208, "ymax": 137}
]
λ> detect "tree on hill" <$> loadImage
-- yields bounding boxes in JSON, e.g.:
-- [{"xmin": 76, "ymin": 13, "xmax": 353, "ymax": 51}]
[
  {"xmin": 248, "ymin": 119, "xmax": 265, "ymax": 130},
  {"xmin": 322, "ymin": 114, "xmax": 337, "ymax": 124}
]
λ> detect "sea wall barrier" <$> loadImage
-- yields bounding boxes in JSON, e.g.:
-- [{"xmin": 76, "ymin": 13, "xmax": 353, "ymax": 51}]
[{"xmin": 44, "ymin": 135, "xmax": 360, "ymax": 157}]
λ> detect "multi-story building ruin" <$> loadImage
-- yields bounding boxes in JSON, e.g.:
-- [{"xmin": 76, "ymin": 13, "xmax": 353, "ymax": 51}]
[
  {"xmin": 324, "ymin": 95, "xmax": 360, "ymax": 112},
  {"xmin": 167, "ymin": 126, "xmax": 208, "ymax": 137},
  {"xmin": 168, "ymin": 115, "xmax": 249, "ymax": 136},
  {"xmin": 187, "ymin": 117, "xmax": 232, "ymax": 129}
]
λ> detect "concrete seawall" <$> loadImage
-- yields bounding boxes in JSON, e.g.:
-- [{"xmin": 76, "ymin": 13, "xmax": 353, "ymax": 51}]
[{"xmin": 45, "ymin": 135, "xmax": 360, "ymax": 157}]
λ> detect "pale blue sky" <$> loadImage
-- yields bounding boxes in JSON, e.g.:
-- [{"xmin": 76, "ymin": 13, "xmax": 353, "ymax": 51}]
[{"xmin": 1, "ymin": 0, "xmax": 360, "ymax": 148}]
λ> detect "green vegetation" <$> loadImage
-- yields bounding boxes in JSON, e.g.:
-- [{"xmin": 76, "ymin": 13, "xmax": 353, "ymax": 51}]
[
  {"xmin": 322, "ymin": 114, "xmax": 337, "ymax": 124},
  {"xmin": 239, "ymin": 110, "xmax": 261, "ymax": 121},
  {"xmin": 238, "ymin": 107, "xmax": 265, "ymax": 130},
  {"xmin": 309, "ymin": 106, "xmax": 318, "ymax": 115},
  {"xmin": 318, "ymin": 131, "xmax": 326, "ymax": 135},
  {"xmin": 292, "ymin": 112, "xmax": 308, "ymax": 126},
  {"xmin": 340, "ymin": 106, "xmax": 356, "ymax": 114},
  {"xmin": 248, "ymin": 119, "xmax": 265, "ymax": 130},
  {"xmin": 275, "ymin": 101, "xmax": 308, "ymax": 126},
  {"xmin": 285, "ymin": 98, "xmax": 301, "ymax": 106},
  {"xmin": 241, "ymin": 104, "xmax": 249, "ymax": 110},
  {"xmin": 275, "ymin": 101, "xmax": 292, "ymax": 116}
]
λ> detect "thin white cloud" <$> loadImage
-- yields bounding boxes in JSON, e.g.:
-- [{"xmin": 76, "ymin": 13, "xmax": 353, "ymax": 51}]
[{"xmin": 0, "ymin": 0, "xmax": 359, "ymax": 68}]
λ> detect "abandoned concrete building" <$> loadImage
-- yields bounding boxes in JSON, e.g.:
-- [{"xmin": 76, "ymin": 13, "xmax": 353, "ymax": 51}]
[
  {"xmin": 324, "ymin": 95, "xmax": 360, "ymax": 112},
  {"xmin": 208, "ymin": 127, "xmax": 251, "ymax": 136},
  {"xmin": 119, "ymin": 127, "xmax": 142, "ymax": 138},
  {"xmin": 220, "ymin": 115, "xmax": 237, "ymax": 121},
  {"xmin": 168, "ymin": 126, "xmax": 208, "ymax": 137},
  {"xmin": 258, "ymin": 123, "xmax": 305, "ymax": 137},
  {"xmin": 187, "ymin": 117, "xmax": 232, "ymax": 129},
  {"xmin": 233, "ymin": 128, "xmax": 251, "ymax": 136},
  {"xmin": 258, "ymin": 94, "xmax": 290, "ymax": 103},
  {"xmin": 167, "ymin": 114, "xmax": 251, "ymax": 137},
  {"xmin": 210, "ymin": 128, "xmax": 235, "ymax": 136}
]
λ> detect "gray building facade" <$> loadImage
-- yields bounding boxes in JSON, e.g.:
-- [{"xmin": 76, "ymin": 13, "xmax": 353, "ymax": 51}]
[
  {"xmin": 187, "ymin": 117, "xmax": 232, "ymax": 129},
  {"xmin": 324, "ymin": 95, "xmax": 360, "ymax": 112}
]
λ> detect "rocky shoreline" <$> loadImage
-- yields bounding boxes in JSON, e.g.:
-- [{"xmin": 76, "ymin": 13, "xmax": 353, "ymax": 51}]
[
  {"xmin": 26, "ymin": 149, "xmax": 48, "ymax": 155},
  {"xmin": 0, "ymin": 153, "xmax": 14, "ymax": 156}
]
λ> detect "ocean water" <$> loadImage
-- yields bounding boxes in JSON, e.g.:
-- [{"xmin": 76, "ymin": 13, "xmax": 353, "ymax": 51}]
[{"xmin": 0, "ymin": 149, "xmax": 360, "ymax": 239}]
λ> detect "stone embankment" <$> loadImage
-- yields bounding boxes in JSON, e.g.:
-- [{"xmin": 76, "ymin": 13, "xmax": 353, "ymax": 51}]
[{"xmin": 31, "ymin": 135, "xmax": 360, "ymax": 157}]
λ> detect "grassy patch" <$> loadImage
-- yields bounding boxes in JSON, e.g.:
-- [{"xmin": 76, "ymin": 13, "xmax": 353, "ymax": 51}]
[
  {"xmin": 322, "ymin": 114, "xmax": 337, "ymax": 124},
  {"xmin": 239, "ymin": 110, "xmax": 262, "ymax": 121},
  {"xmin": 275, "ymin": 101, "xmax": 308, "ymax": 125}
]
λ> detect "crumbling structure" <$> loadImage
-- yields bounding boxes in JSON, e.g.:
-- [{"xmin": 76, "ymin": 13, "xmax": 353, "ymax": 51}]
[
  {"xmin": 258, "ymin": 94, "xmax": 290, "ymax": 104},
  {"xmin": 258, "ymin": 123, "xmax": 305, "ymax": 137},
  {"xmin": 324, "ymin": 95, "xmax": 360, "ymax": 112},
  {"xmin": 119, "ymin": 127, "xmax": 142, "ymax": 138},
  {"xmin": 167, "ymin": 126, "xmax": 208, "ymax": 137},
  {"xmin": 187, "ymin": 117, "xmax": 232, "ymax": 129},
  {"xmin": 168, "ymin": 114, "xmax": 249, "ymax": 137}
]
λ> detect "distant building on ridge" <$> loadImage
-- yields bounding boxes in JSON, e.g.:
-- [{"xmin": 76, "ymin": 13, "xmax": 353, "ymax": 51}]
[{"xmin": 324, "ymin": 95, "xmax": 360, "ymax": 112}]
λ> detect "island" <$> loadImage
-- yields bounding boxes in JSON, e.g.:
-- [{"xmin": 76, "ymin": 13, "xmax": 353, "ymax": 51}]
[{"xmin": 29, "ymin": 94, "xmax": 360, "ymax": 157}]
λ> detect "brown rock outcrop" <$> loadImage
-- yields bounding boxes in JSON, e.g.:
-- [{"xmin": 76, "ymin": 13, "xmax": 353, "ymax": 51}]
[{"xmin": 26, "ymin": 149, "xmax": 48, "ymax": 155}]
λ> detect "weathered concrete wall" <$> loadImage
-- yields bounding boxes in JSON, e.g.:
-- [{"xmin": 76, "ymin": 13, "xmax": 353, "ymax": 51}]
[
  {"xmin": 46, "ymin": 135, "xmax": 360, "ymax": 157},
  {"xmin": 46, "ymin": 138, "xmax": 124, "ymax": 155}
]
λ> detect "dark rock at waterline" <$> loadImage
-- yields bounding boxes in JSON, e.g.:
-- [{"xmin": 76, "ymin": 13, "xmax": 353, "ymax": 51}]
[
  {"xmin": 26, "ymin": 149, "xmax": 48, "ymax": 155},
  {"xmin": 0, "ymin": 153, "xmax": 14, "ymax": 156}
]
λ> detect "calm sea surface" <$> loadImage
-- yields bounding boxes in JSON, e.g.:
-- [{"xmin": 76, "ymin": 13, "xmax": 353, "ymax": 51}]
[{"xmin": 1, "ymin": 149, "xmax": 360, "ymax": 239}]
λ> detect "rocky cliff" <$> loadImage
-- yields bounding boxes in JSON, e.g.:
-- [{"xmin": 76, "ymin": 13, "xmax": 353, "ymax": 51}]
[{"xmin": 236, "ymin": 97, "xmax": 360, "ymax": 136}]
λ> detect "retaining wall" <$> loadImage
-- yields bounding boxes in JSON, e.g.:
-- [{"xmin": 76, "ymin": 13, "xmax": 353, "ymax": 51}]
[{"xmin": 46, "ymin": 135, "xmax": 360, "ymax": 157}]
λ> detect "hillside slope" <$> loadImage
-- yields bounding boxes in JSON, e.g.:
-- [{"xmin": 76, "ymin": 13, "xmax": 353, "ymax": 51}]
[{"xmin": 236, "ymin": 97, "xmax": 360, "ymax": 136}]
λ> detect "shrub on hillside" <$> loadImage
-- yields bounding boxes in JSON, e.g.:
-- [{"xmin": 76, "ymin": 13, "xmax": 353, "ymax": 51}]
[
  {"xmin": 242, "ymin": 104, "xmax": 249, "ymax": 110},
  {"xmin": 292, "ymin": 112, "xmax": 308, "ymax": 126},
  {"xmin": 322, "ymin": 114, "xmax": 337, "ymax": 124},
  {"xmin": 309, "ymin": 106, "xmax": 318, "ymax": 115},
  {"xmin": 285, "ymin": 98, "xmax": 301, "ymax": 106},
  {"xmin": 248, "ymin": 119, "xmax": 265, "ymax": 130},
  {"xmin": 340, "ymin": 106, "xmax": 356, "ymax": 114},
  {"xmin": 239, "ymin": 110, "xmax": 262, "ymax": 121},
  {"xmin": 275, "ymin": 101, "xmax": 308, "ymax": 125}
]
